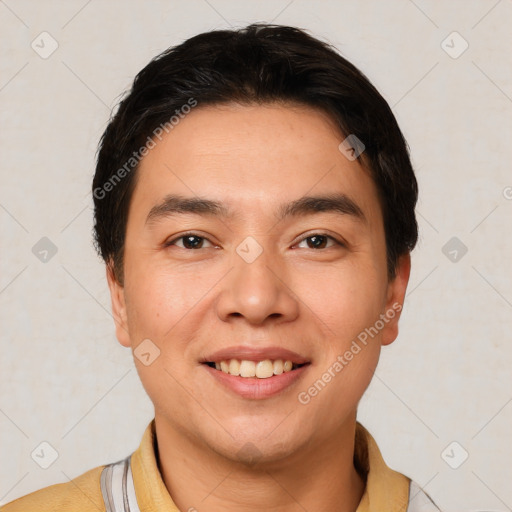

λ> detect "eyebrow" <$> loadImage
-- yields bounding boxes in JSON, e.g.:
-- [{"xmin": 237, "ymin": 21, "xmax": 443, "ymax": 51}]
[{"xmin": 145, "ymin": 193, "xmax": 366, "ymax": 225}]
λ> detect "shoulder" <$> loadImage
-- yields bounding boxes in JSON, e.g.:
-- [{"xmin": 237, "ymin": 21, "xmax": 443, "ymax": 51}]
[{"xmin": 1, "ymin": 465, "xmax": 105, "ymax": 512}]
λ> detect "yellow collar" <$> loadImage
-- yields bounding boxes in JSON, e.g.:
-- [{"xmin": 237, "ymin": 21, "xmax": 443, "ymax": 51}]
[
  {"xmin": 354, "ymin": 422, "xmax": 410, "ymax": 511},
  {"xmin": 131, "ymin": 420, "xmax": 410, "ymax": 511}
]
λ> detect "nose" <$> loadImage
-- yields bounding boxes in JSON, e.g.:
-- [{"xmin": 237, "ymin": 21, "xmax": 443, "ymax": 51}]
[{"xmin": 215, "ymin": 247, "xmax": 300, "ymax": 326}]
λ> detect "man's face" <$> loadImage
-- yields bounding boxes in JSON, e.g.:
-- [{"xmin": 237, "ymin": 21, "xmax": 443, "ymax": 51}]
[{"xmin": 108, "ymin": 103, "xmax": 409, "ymax": 464}]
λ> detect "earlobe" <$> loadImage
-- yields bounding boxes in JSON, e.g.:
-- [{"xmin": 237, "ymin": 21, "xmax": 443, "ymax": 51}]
[
  {"xmin": 381, "ymin": 253, "xmax": 411, "ymax": 346},
  {"xmin": 106, "ymin": 263, "xmax": 131, "ymax": 348}
]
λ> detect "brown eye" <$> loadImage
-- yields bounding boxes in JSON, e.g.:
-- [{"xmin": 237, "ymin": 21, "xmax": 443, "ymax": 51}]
[
  {"xmin": 297, "ymin": 234, "xmax": 338, "ymax": 250},
  {"xmin": 166, "ymin": 234, "xmax": 214, "ymax": 249},
  {"xmin": 181, "ymin": 235, "xmax": 204, "ymax": 249}
]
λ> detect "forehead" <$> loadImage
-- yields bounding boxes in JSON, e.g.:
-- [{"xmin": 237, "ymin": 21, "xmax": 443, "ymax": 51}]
[{"xmin": 131, "ymin": 103, "xmax": 381, "ymax": 225}]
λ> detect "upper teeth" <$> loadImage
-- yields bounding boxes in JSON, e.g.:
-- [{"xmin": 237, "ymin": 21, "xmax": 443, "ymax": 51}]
[{"xmin": 214, "ymin": 359, "xmax": 294, "ymax": 378}]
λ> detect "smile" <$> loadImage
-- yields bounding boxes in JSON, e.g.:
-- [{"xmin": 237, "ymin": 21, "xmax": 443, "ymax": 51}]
[
  {"xmin": 201, "ymin": 345, "xmax": 311, "ymax": 399},
  {"xmin": 204, "ymin": 359, "xmax": 307, "ymax": 379}
]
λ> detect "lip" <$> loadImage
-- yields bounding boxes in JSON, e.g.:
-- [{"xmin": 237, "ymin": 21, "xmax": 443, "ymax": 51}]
[
  {"xmin": 203, "ymin": 363, "xmax": 310, "ymax": 400},
  {"xmin": 201, "ymin": 345, "xmax": 309, "ymax": 365}
]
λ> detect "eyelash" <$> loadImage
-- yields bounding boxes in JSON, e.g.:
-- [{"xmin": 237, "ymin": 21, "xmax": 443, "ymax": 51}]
[{"xmin": 164, "ymin": 231, "xmax": 344, "ymax": 250}]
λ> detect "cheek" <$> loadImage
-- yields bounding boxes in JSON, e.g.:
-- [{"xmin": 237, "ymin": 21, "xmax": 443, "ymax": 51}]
[
  {"xmin": 124, "ymin": 266, "xmax": 178, "ymax": 338},
  {"xmin": 122, "ymin": 267, "xmax": 205, "ymax": 404},
  {"xmin": 124, "ymin": 262, "xmax": 220, "ymax": 344},
  {"xmin": 303, "ymin": 263, "xmax": 386, "ymax": 343}
]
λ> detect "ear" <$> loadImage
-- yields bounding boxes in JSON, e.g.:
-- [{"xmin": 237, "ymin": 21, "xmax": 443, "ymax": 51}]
[
  {"xmin": 106, "ymin": 262, "xmax": 131, "ymax": 348},
  {"xmin": 381, "ymin": 253, "xmax": 411, "ymax": 346}
]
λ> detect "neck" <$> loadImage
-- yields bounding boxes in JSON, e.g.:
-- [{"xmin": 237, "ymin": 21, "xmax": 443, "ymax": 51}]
[{"xmin": 154, "ymin": 415, "xmax": 365, "ymax": 512}]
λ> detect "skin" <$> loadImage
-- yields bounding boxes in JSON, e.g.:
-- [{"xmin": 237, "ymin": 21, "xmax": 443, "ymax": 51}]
[{"xmin": 107, "ymin": 102, "xmax": 411, "ymax": 512}]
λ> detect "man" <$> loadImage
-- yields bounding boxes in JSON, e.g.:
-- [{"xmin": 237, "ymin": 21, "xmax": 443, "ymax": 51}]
[{"xmin": 2, "ymin": 23, "xmax": 440, "ymax": 511}]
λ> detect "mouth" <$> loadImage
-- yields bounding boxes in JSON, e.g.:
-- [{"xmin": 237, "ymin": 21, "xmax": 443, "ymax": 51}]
[
  {"xmin": 203, "ymin": 359, "xmax": 309, "ymax": 379},
  {"xmin": 200, "ymin": 346, "xmax": 311, "ymax": 399}
]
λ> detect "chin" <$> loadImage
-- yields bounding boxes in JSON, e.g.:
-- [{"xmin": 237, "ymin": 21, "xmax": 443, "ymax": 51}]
[
  {"xmin": 215, "ymin": 436, "xmax": 303, "ymax": 468},
  {"xmin": 204, "ymin": 418, "xmax": 311, "ymax": 468}
]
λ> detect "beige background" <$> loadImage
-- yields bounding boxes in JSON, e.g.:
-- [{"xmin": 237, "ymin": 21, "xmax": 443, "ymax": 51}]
[{"xmin": 1, "ymin": 1, "xmax": 511, "ymax": 510}]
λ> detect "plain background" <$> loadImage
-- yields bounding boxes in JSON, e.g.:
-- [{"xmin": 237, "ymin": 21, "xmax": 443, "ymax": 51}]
[{"xmin": 1, "ymin": 1, "xmax": 511, "ymax": 510}]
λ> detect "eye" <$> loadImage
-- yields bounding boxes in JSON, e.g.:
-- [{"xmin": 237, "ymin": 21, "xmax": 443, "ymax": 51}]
[
  {"xmin": 165, "ymin": 233, "xmax": 216, "ymax": 250},
  {"xmin": 295, "ymin": 234, "xmax": 341, "ymax": 250}
]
